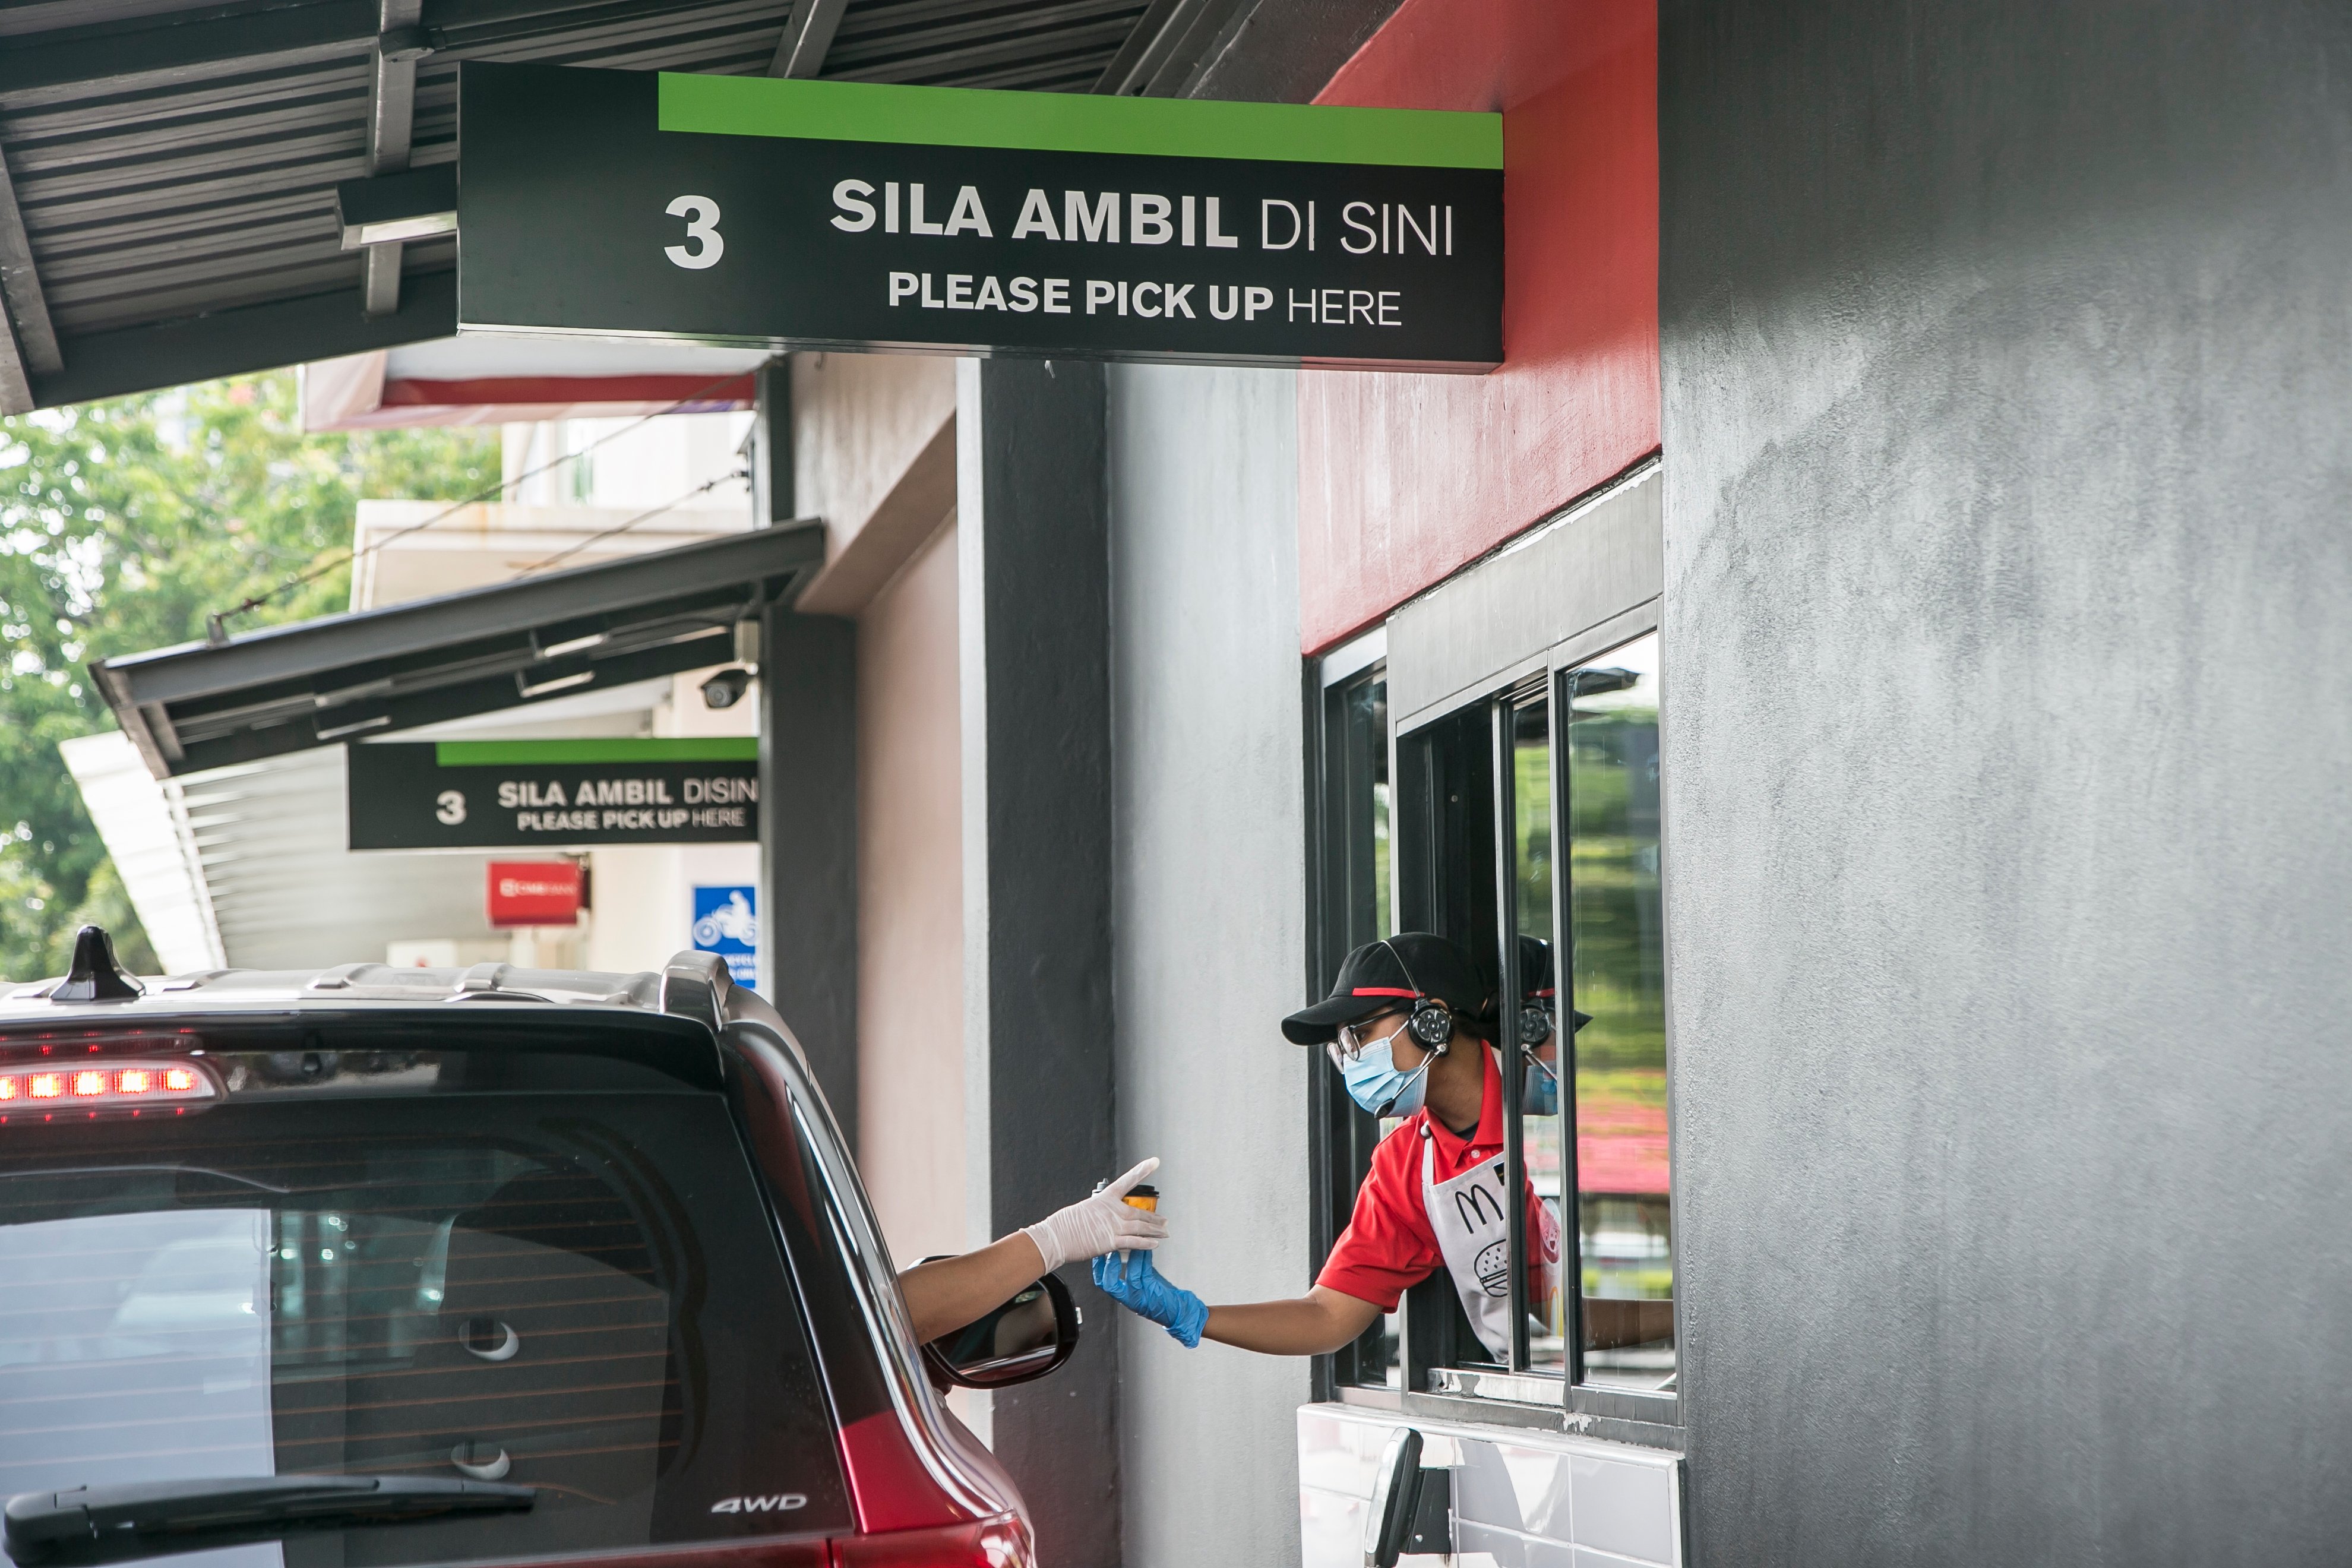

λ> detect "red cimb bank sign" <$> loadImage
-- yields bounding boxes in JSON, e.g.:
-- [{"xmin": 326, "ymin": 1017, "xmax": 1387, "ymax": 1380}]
[
  {"xmin": 486, "ymin": 861, "xmax": 583, "ymax": 928},
  {"xmin": 457, "ymin": 64, "xmax": 1503, "ymax": 372}
]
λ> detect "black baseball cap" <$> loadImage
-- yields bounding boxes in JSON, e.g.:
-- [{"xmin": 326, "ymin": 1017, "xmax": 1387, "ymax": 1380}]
[
  {"xmin": 1516, "ymin": 935, "xmax": 1594, "ymax": 1034},
  {"xmin": 1282, "ymin": 932, "xmax": 1490, "ymax": 1045}
]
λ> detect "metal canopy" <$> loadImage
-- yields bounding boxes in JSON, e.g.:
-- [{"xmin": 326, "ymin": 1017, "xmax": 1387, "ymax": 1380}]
[
  {"xmin": 0, "ymin": 0, "xmax": 1267, "ymax": 413},
  {"xmin": 90, "ymin": 521, "xmax": 824, "ymax": 778}
]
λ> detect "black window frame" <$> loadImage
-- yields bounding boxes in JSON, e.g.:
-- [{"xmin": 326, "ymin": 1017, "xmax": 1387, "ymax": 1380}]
[{"xmin": 1305, "ymin": 647, "xmax": 1396, "ymax": 1399}]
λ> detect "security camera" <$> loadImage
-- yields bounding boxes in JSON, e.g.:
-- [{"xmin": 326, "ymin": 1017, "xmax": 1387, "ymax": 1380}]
[{"xmin": 701, "ymin": 667, "xmax": 753, "ymax": 710}]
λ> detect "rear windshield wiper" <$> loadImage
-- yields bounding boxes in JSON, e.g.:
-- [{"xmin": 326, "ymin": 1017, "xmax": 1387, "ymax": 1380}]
[{"xmin": 4, "ymin": 1477, "xmax": 535, "ymax": 1567}]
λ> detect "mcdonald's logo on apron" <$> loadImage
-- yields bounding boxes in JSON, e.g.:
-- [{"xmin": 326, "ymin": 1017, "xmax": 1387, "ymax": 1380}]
[{"xmin": 1420, "ymin": 1126, "xmax": 1562, "ymax": 1362}]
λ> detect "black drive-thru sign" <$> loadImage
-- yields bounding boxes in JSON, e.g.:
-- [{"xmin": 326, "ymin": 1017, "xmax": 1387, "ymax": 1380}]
[
  {"xmin": 349, "ymin": 739, "xmax": 757, "ymax": 851},
  {"xmin": 457, "ymin": 63, "xmax": 1504, "ymax": 372}
]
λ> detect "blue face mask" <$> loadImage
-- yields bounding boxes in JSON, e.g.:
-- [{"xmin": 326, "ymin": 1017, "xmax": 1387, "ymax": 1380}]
[
  {"xmin": 1523, "ymin": 1056, "xmax": 1560, "ymax": 1117},
  {"xmin": 1339, "ymin": 1030, "xmax": 1436, "ymax": 1120}
]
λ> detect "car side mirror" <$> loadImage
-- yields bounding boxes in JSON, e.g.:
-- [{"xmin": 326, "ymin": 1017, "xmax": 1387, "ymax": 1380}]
[{"xmin": 918, "ymin": 1267, "xmax": 1079, "ymax": 1390}]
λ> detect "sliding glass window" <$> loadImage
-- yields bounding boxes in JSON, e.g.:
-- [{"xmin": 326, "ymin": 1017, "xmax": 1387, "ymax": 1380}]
[
  {"xmin": 1563, "ymin": 632, "xmax": 1670, "ymax": 1392},
  {"xmin": 1340, "ymin": 630, "xmax": 1670, "ymax": 1409}
]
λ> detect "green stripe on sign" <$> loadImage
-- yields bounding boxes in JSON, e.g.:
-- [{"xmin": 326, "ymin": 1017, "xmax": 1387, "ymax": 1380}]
[
  {"xmin": 657, "ymin": 74, "xmax": 1502, "ymax": 171},
  {"xmin": 435, "ymin": 738, "xmax": 760, "ymax": 766}
]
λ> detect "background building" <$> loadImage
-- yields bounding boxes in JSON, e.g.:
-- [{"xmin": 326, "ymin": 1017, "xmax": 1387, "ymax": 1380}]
[{"xmin": 69, "ymin": 407, "xmax": 761, "ymax": 979}]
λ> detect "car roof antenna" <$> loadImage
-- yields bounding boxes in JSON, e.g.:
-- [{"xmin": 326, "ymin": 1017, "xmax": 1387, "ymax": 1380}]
[{"xmin": 53, "ymin": 925, "xmax": 146, "ymax": 1003}]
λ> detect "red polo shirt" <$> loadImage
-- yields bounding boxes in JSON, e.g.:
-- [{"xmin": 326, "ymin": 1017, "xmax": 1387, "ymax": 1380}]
[{"xmin": 1317, "ymin": 1047, "xmax": 1556, "ymax": 1313}]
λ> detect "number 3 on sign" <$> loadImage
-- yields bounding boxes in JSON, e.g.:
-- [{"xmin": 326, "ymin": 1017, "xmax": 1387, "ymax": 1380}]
[{"xmin": 666, "ymin": 195, "xmax": 723, "ymax": 269}]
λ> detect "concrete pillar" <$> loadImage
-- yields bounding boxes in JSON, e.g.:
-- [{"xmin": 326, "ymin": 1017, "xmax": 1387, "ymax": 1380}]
[
  {"xmin": 754, "ymin": 350, "xmax": 860, "ymax": 1144},
  {"xmin": 749, "ymin": 356, "xmax": 795, "ymax": 526},
  {"xmin": 956, "ymin": 356, "xmax": 1119, "ymax": 1566},
  {"xmin": 758, "ymin": 606, "xmax": 858, "ymax": 1147}
]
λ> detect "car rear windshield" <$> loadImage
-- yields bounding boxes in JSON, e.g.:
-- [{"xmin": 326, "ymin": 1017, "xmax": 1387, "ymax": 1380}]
[{"xmin": 0, "ymin": 1044, "xmax": 851, "ymax": 1568}]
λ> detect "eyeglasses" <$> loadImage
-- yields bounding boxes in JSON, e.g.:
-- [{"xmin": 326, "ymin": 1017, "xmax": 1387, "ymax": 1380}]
[{"xmin": 1325, "ymin": 1015, "xmax": 1407, "ymax": 1071}]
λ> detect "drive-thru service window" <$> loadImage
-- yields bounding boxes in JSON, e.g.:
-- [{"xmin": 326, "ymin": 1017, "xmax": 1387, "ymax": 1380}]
[{"xmin": 1313, "ymin": 622, "xmax": 1671, "ymax": 1409}]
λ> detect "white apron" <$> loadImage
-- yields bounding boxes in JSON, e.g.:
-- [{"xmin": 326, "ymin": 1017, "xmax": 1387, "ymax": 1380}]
[{"xmin": 1421, "ymin": 1127, "xmax": 1563, "ymax": 1362}]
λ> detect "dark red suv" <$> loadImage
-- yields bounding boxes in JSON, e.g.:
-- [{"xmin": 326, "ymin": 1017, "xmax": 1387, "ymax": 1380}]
[{"xmin": 0, "ymin": 933, "xmax": 1061, "ymax": 1568}]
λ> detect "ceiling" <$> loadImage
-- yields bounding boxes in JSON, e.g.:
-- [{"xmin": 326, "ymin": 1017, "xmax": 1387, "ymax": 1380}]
[{"xmin": 0, "ymin": 0, "xmax": 1292, "ymax": 413}]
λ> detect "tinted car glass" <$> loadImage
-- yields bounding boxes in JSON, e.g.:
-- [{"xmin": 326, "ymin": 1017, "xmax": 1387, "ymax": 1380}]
[{"xmin": 0, "ymin": 1045, "xmax": 851, "ymax": 1568}]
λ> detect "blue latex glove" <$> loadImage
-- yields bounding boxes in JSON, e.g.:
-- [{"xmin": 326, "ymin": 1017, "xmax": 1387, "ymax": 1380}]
[{"xmin": 1092, "ymin": 1248, "xmax": 1208, "ymax": 1349}]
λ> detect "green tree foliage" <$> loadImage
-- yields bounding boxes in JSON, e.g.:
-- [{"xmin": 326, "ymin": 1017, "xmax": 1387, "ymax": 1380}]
[
  {"xmin": 1564, "ymin": 703, "xmax": 1666, "ymax": 1077},
  {"xmin": 0, "ymin": 373, "xmax": 498, "ymax": 981}
]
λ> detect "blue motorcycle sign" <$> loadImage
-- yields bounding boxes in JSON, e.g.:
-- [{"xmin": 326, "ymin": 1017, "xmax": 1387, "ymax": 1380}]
[{"xmin": 691, "ymin": 885, "xmax": 759, "ymax": 987}]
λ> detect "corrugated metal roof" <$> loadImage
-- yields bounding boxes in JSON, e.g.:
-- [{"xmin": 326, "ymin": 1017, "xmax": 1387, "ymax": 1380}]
[
  {"xmin": 827, "ymin": 0, "xmax": 1150, "ymax": 90},
  {"xmin": 0, "ymin": 0, "xmax": 1169, "ymax": 409}
]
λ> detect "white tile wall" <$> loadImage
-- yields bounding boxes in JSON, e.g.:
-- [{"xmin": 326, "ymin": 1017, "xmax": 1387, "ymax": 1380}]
[
  {"xmin": 1567, "ymin": 1453, "xmax": 1678, "ymax": 1563},
  {"xmin": 1301, "ymin": 1473, "xmax": 1370, "ymax": 1568},
  {"xmin": 1453, "ymin": 1519, "xmax": 1530, "ymax": 1566},
  {"xmin": 1297, "ymin": 1404, "xmax": 1683, "ymax": 1568}
]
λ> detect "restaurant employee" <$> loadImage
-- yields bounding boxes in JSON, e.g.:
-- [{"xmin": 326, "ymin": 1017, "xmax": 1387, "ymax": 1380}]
[{"xmin": 1093, "ymin": 932, "xmax": 1570, "ymax": 1360}]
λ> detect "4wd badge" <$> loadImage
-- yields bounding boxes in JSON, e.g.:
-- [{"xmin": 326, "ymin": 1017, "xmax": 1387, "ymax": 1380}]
[{"xmin": 710, "ymin": 1494, "xmax": 808, "ymax": 1514}]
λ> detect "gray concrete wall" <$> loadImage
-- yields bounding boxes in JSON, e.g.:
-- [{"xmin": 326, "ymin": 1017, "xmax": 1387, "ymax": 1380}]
[
  {"xmin": 1107, "ymin": 362, "xmax": 1313, "ymax": 1568},
  {"xmin": 1659, "ymin": 1, "xmax": 2352, "ymax": 1561}
]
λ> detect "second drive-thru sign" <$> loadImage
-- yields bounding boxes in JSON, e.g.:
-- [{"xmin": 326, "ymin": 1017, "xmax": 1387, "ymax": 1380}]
[
  {"xmin": 349, "ymin": 739, "xmax": 758, "ymax": 851},
  {"xmin": 458, "ymin": 64, "xmax": 1504, "ymax": 371}
]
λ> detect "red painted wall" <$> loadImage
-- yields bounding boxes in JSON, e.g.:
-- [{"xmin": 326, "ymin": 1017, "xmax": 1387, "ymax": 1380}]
[{"xmin": 1300, "ymin": 0, "xmax": 1659, "ymax": 653}]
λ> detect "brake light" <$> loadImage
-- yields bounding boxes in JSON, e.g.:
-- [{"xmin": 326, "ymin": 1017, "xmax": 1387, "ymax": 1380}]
[
  {"xmin": 828, "ymin": 1514, "xmax": 1035, "ymax": 1567},
  {"xmin": 0, "ymin": 1060, "xmax": 217, "ymax": 1120}
]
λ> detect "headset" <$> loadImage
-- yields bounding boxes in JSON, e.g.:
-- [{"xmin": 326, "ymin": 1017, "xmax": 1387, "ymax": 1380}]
[{"xmin": 1381, "ymin": 939, "xmax": 1456, "ymax": 1052}]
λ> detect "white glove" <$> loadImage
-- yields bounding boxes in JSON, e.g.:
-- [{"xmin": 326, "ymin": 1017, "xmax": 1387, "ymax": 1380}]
[{"xmin": 1022, "ymin": 1157, "xmax": 1169, "ymax": 1272}]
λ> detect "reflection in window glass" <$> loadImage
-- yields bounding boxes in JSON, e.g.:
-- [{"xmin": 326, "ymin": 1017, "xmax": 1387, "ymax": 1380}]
[
  {"xmin": 1349, "ymin": 678, "xmax": 1395, "ymax": 940},
  {"xmin": 1564, "ymin": 632, "xmax": 1671, "ymax": 1390},
  {"xmin": 1511, "ymin": 696, "xmax": 1570, "ymax": 1374},
  {"xmin": 0, "ymin": 1209, "xmax": 279, "ymax": 1568}
]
